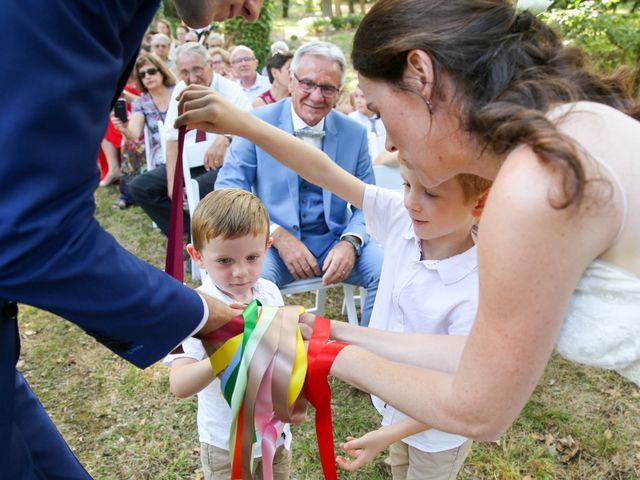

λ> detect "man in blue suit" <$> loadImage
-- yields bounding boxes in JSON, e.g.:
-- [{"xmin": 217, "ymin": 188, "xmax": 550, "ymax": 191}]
[
  {"xmin": 0, "ymin": 1, "xmax": 263, "ymax": 478},
  {"xmin": 216, "ymin": 41, "xmax": 382, "ymax": 326}
]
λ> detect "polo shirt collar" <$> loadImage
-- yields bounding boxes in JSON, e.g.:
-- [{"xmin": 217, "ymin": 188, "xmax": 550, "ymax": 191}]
[{"xmin": 402, "ymin": 224, "xmax": 478, "ymax": 285}]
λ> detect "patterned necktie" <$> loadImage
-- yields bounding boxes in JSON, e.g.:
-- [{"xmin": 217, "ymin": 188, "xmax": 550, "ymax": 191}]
[{"xmin": 294, "ymin": 127, "xmax": 325, "ymax": 140}]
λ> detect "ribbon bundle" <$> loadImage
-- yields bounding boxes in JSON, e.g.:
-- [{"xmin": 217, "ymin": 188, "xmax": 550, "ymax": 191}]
[{"xmin": 203, "ymin": 300, "xmax": 347, "ymax": 480}]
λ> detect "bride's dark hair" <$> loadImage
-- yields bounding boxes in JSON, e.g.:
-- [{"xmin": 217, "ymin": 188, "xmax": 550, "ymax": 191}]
[{"xmin": 352, "ymin": 0, "xmax": 639, "ymax": 208}]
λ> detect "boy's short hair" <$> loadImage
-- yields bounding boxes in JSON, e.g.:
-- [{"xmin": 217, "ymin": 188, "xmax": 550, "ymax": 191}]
[
  {"xmin": 457, "ymin": 174, "xmax": 492, "ymax": 202},
  {"xmin": 191, "ymin": 189, "xmax": 270, "ymax": 251}
]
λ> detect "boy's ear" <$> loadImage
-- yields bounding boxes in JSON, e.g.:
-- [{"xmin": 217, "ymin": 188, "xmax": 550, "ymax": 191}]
[
  {"xmin": 471, "ymin": 189, "xmax": 490, "ymax": 218},
  {"xmin": 186, "ymin": 243, "xmax": 206, "ymax": 269},
  {"xmin": 266, "ymin": 238, "xmax": 273, "ymax": 249}
]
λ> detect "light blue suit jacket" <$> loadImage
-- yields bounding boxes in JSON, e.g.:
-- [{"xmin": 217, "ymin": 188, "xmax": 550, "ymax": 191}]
[{"xmin": 216, "ymin": 98, "xmax": 375, "ymax": 253}]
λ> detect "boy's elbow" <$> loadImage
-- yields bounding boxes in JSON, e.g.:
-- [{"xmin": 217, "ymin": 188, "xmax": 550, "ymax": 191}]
[{"xmin": 169, "ymin": 381, "xmax": 192, "ymax": 399}]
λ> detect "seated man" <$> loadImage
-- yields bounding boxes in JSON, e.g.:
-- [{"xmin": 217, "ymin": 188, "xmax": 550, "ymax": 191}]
[
  {"xmin": 216, "ymin": 41, "xmax": 382, "ymax": 326},
  {"xmin": 130, "ymin": 42, "xmax": 251, "ymax": 235},
  {"xmin": 230, "ymin": 45, "xmax": 271, "ymax": 103}
]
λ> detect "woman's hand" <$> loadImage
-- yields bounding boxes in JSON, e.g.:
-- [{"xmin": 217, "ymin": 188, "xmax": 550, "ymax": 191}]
[
  {"xmin": 110, "ymin": 114, "xmax": 127, "ymax": 134},
  {"xmin": 336, "ymin": 430, "xmax": 389, "ymax": 471},
  {"xmin": 175, "ymin": 84, "xmax": 250, "ymax": 136}
]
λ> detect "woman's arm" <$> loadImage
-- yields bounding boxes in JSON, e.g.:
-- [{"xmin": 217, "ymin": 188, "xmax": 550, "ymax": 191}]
[
  {"xmin": 169, "ymin": 356, "xmax": 216, "ymax": 398},
  {"xmin": 174, "ymin": 85, "xmax": 366, "ymax": 209},
  {"xmin": 334, "ymin": 147, "xmax": 616, "ymax": 440},
  {"xmin": 251, "ymin": 96, "xmax": 267, "ymax": 108},
  {"xmin": 300, "ymin": 315, "xmax": 466, "ymax": 373},
  {"xmin": 110, "ymin": 112, "xmax": 144, "ymax": 141}
]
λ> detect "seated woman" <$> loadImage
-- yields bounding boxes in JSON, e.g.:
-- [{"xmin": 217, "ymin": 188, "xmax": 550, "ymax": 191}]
[
  {"xmin": 208, "ymin": 47, "xmax": 235, "ymax": 80},
  {"xmin": 175, "ymin": 0, "xmax": 640, "ymax": 454},
  {"xmin": 111, "ymin": 52, "xmax": 175, "ymax": 209},
  {"xmin": 252, "ymin": 51, "xmax": 293, "ymax": 108}
]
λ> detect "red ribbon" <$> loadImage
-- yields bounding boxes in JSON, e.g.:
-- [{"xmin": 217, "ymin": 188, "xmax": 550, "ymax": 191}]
[
  {"xmin": 167, "ymin": 127, "xmax": 187, "ymax": 354},
  {"xmin": 165, "ymin": 126, "xmax": 186, "ymax": 283},
  {"xmin": 304, "ymin": 316, "xmax": 347, "ymax": 480}
]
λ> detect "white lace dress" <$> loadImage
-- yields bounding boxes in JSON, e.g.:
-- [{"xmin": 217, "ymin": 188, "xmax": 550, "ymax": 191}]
[{"xmin": 556, "ymin": 260, "xmax": 640, "ymax": 386}]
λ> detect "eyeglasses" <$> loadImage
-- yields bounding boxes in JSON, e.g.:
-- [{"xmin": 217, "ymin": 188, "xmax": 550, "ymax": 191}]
[
  {"xmin": 138, "ymin": 67, "xmax": 159, "ymax": 78},
  {"xmin": 231, "ymin": 56, "xmax": 256, "ymax": 65},
  {"xmin": 293, "ymin": 73, "xmax": 340, "ymax": 99},
  {"xmin": 152, "ymin": 43, "xmax": 169, "ymax": 49},
  {"xmin": 179, "ymin": 66, "xmax": 206, "ymax": 78}
]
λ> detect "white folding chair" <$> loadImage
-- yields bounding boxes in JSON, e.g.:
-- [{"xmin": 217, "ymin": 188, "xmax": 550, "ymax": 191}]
[
  {"xmin": 373, "ymin": 164, "xmax": 403, "ymax": 191},
  {"xmin": 143, "ymin": 124, "xmax": 154, "ymax": 172},
  {"xmin": 182, "ymin": 140, "xmax": 213, "ymax": 282},
  {"xmin": 281, "ymin": 279, "xmax": 362, "ymax": 325}
]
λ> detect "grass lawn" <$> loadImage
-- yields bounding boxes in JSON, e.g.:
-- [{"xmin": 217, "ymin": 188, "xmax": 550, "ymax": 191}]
[{"xmin": 17, "ymin": 184, "xmax": 640, "ymax": 480}]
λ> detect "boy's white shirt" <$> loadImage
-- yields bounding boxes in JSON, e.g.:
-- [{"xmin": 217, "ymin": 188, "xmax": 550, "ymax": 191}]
[
  {"xmin": 363, "ymin": 185, "xmax": 478, "ymax": 453},
  {"xmin": 163, "ymin": 275, "xmax": 292, "ymax": 454}
]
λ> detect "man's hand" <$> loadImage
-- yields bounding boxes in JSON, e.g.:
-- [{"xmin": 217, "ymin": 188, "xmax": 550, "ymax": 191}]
[
  {"xmin": 198, "ymin": 292, "xmax": 243, "ymax": 335},
  {"xmin": 322, "ymin": 240, "xmax": 356, "ymax": 285},
  {"xmin": 203, "ymin": 135, "xmax": 230, "ymax": 170},
  {"xmin": 272, "ymin": 227, "xmax": 320, "ymax": 280}
]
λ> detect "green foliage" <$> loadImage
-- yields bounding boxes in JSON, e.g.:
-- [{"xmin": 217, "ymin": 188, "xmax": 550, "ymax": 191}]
[
  {"xmin": 223, "ymin": 0, "xmax": 273, "ymax": 67},
  {"xmin": 309, "ymin": 14, "xmax": 363, "ymax": 33},
  {"xmin": 544, "ymin": 1, "xmax": 640, "ymax": 72}
]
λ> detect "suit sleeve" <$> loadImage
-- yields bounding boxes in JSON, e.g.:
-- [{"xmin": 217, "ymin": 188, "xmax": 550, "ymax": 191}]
[
  {"xmin": 215, "ymin": 132, "xmax": 258, "ymax": 191},
  {"xmin": 0, "ymin": 0, "xmax": 203, "ymax": 369},
  {"xmin": 343, "ymin": 125, "xmax": 375, "ymax": 244}
]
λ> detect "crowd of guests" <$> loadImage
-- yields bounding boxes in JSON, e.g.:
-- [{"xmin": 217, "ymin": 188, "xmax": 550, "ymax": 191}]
[{"xmin": 98, "ymin": 18, "xmax": 388, "ymax": 205}]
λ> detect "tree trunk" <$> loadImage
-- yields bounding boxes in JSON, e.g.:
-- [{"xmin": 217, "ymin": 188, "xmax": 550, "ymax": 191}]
[
  {"xmin": 360, "ymin": 0, "xmax": 366, "ymax": 14},
  {"xmin": 321, "ymin": 0, "xmax": 333, "ymax": 17},
  {"xmin": 161, "ymin": 0, "xmax": 177, "ymax": 18},
  {"xmin": 334, "ymin": 0, "xmax": 342, "ymax": 16},
  {"xmin": 282, "ymin": 0, "xmax": 289, "ymax": 17},
  {"xmin": 348, "ymin": 0, "xmax": 355, "ymax": 14}
]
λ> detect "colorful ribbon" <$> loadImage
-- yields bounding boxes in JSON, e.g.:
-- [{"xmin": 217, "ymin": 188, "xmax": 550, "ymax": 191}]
[{"xmin": 208, "ymin": 301, "xmax": 346, "ymax": 480}]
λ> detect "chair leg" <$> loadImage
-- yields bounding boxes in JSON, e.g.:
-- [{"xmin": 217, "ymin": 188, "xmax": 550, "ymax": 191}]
[
  {"xmin": 191, "ymin": 260, "xmax": 201, "ymax": 282},
  {"xmin": 342, "ymin": 284, "xmax": 359, "ymax": 325},
  {"xmin": 315, "ymin": 288, "xmax": 328, "ymax": 316}
]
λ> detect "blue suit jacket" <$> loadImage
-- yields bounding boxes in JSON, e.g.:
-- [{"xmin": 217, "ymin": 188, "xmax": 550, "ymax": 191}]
[
  {"xmin": 216, "ymin": 98, "xmax": 375, "ymax": 253},
  {"xmin": 0, "ymin": 1, "xmax": 204, "ymax": 476}
]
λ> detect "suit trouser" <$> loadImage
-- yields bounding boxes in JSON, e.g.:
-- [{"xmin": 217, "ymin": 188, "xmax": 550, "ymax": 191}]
[
  {"xmin": 129, "ymin": 164, "xmax": 218, "ymax": 236},
  {"xmin": 2, "ymin": 301, "xmax": 91, "ymax": 479},
  {"xmin": 261, "ymin": 238, "xmax": 382, "ymax": 326}
]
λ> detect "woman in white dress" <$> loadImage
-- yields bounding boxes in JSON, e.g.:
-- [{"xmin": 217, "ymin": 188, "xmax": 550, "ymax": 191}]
[{"xmin": 175, "ymin": 0, "xmax": 639, "ymax": 443}]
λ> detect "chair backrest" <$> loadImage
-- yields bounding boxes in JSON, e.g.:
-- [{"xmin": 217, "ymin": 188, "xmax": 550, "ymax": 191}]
[
  {"xmin": 143, "ymin": 124, "xmax": 154, "ymax": 171},
  {"xmin": 182, "ymin": 140, "xmax": 212, "ymax": 282},
  {"xmin": 373, "ymin": 164, "xmax": 403, "ymax": 191},
  {"xmin": 182, "ymin": 141, "xmax": 209, "ymax": 217}
]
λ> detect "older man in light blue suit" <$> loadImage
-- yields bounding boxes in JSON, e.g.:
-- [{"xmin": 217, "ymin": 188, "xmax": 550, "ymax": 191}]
[{"xmin": 216, "ymin": 41, "xmax": 382, "ymax": 326}]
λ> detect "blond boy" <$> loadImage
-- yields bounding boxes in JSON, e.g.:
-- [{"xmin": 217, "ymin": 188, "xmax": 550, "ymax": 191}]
[{"xmin": 164, "ymin": 188, "xmax": 292, "ymax": 480}]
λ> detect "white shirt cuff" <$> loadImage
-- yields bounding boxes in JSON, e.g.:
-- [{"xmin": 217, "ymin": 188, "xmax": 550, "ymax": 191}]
[
  {"xmin": 269, "ymin": 222, "xmax": 281, "ymax": 236},
  {"xmin": 183, "ymin": 293, "xmax": 209, "ymax": 343},
  {"xmin": 340, "ymin": 232, "xmax": 363, "ymax": 245}
]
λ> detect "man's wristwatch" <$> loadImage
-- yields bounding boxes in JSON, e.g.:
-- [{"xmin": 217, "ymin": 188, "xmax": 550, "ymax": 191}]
[{"xmin": 341, "ymin": 235, "xmax": 362, "ymax": 257}]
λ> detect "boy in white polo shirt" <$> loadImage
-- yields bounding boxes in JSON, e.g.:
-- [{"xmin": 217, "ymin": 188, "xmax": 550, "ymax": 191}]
[
  {"xmin": 334, "ymin": 158, "xmax": 490, "ymax": 479},
  {"xmin": 164, "ymin": 188, "xmax": 292, "ymax": 480}
]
